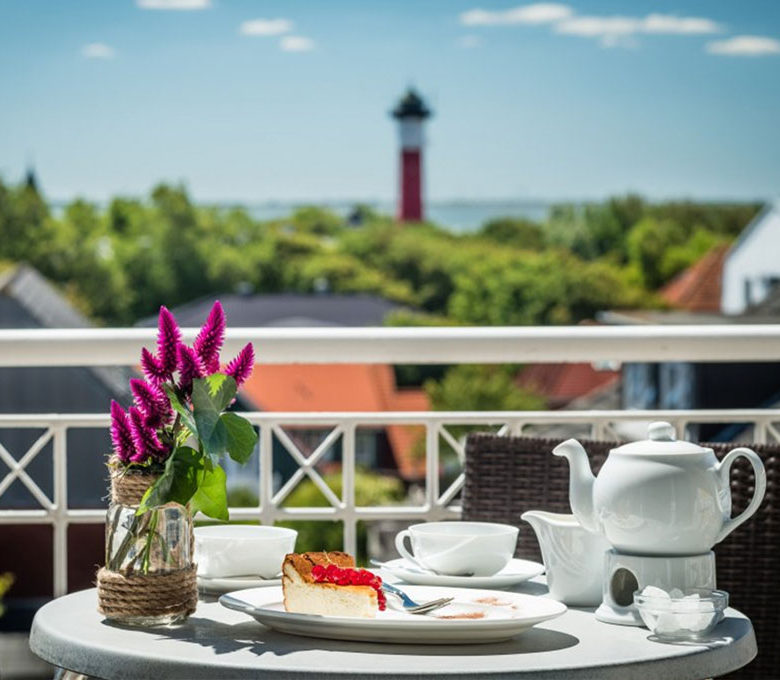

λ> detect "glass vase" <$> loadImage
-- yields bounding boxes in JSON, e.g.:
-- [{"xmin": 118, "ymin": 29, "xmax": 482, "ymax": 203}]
[{"xmin": 97, "ymin": 465, "xmax": 197, "ymax": 627}]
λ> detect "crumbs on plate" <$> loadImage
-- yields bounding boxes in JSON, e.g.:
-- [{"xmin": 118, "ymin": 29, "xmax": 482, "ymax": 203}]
[
  {"xmin": 437, "ymin": 611, "xmax": 486, "ymax": 620},
  {"xmin": 473, "ymin": 596, "xmax": 512, "ymax": 607}
]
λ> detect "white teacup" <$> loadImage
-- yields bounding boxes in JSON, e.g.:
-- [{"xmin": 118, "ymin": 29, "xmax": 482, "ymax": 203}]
[
  {"xmin": 395, "ymin": 522, "xmax": 518, "ymax": 577},
  {"xmin": 194, "ymin": 525, "xmax": 297, "ymax": 580}
]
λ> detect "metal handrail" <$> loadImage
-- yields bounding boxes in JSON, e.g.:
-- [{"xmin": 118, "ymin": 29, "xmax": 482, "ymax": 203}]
[{"xmin": 1, "ymin": 324, "xmax": 780, "ymax": 366}]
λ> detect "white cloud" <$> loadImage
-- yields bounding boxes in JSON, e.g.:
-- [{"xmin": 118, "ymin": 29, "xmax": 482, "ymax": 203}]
[
  {"xmin": 82, "ymin": 43, "xmax": 115, "ymax": 59},
  {"xmin": 460, "ymin": 4, "xmax": 572, "ymax": 27},
  {"xmin": 457, "ymin": 35, "xmax": 481, "ymax": 49},
  {"xmin": 280, "ymin": 35, "xmax": 315, "ymax": 52},
  {"xmin": 706, "ymin": 35, "xmax": 780, "ymax": 56},
  {"xmin": 642, "ymin": 14, "xmax": 721, "ymax": 35},
  {"xmin": 240, "ymin": 18, "xmax": 293, "ymax": 37},
  {"xmin": 555, "ymin": 15, "xmax": 638, "ymax": 38},
  {"xmin": 137, "ymin": 0, "xmax": 211, "ymax": 9},
  {"xmin": 554, "ymin": 13, "xmax": 722, "ymax": 48}
]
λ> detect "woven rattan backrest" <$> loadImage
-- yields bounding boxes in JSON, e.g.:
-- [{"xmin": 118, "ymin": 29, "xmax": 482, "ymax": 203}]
[{"xmin": 462, "ymin": 433, "xmax": 780, "ymax": 679}]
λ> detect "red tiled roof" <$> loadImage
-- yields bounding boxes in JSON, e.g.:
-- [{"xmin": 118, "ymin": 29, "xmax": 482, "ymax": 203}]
[
  {"xmin": 517, "ymin": 363, "xmax": 620, "ymax": 409},
  {"xmin": 241, "ymin": 364, "xmax": 428, "ymax": 480},
  {"xmin": 661, "ymin": 244, "xmax": 729, "ymax": 312}
]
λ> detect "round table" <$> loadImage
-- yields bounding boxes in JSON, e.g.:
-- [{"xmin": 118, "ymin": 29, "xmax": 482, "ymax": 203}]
[{"xmin": 31, "ymin": 584, "xmax": 756, "ymax": 680}]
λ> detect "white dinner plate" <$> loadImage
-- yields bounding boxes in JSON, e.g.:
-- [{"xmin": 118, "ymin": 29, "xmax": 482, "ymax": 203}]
[
  {"xmin": 198, "ymin": 575, "xmax": 281, "ymax": 595},
  {"xmin": 381, "ymin": 558, "xmax": 545, "ymax": 589},
  {"xmin": 220, "ymin": 585, "xmax": 565, "ymax": 644}
]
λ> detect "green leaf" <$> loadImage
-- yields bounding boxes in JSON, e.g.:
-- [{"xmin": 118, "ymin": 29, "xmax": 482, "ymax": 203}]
[
  {"xmin": 137, "ymin": 455, "xmax": 176, "ymax": 514},
  {"xmin": 191, "ymin": 375, "xmax": 237, "ymax": 456},
  {"xmin": 167, "ymin": 447, "xmax": 202, "ymax": 504},
  {"xmin": 190, "ymin": 464, "xmax": 229, "ymax": 521},
  {"xmin": 205, "ymin": 373, "xmax": 236, "ymax": 411},
  {"xmin": 163, "ymin": 384, "xmax": 197, "ymax": 436},
  {"xmin": 136, "ymin": 447, "xmax": 203, "ymax": 514},
  {"xmin": 221, "ymin": 412, "xmax": 257, "ymax": 465}
]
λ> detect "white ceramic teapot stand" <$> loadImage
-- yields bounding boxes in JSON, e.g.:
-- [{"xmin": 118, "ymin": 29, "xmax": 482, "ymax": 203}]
[{"xmin": 595, "ymin": 550, "xmax": 717, "ymax": 625}]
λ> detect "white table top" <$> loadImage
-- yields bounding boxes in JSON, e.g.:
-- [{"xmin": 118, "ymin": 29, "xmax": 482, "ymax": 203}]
[{"xmin": 30, "ymin": 581, "xmax": 756, "ymax": 680}]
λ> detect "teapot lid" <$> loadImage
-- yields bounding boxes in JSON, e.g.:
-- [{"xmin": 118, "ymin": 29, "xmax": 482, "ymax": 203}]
[{"xmin": 611, "ymin": 421, "xmax": 711, "ymax": 455}]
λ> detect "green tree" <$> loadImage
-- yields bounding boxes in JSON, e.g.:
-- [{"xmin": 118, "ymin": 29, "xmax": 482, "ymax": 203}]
[
  {"xmin": 627, "ymin": 217, "xmax": 688, "ymax": 288},
  {"xmin": 288, "ymin": 205, "xmax": 344, "ymax": 236},
  {"xmin": 426, "ymin": 364, "xmax": 545, "ymax": 412},
  {"xmin": 479, "ymin": 217, "xmax": 545, "ymax": 250},
  {"xmin": 278, "ymin": 470, "xmax": 405, "ymax": 563}
]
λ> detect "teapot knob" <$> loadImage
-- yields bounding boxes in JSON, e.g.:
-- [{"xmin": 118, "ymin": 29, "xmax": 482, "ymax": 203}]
[{"xmin": 648, "ymin": 421, "xmax": 676, "ymax": 442}]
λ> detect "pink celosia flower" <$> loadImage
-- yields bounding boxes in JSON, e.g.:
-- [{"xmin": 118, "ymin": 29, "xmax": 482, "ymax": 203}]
[
  {"xmin": 156, "ymin": 306, "xmax": 182, "ymax": 379},
  {"xmin": 225, "ymin": 343, "xmax": 255, "ymax": 388},
  {"xmin": 140, "ymin": 347, "xmax": 167, "ymax": 385},
  {"xmin": 128, "ymin": 406, "xmax": 168, "ymax": 463},
  {"xmin": 176, "ymin": 343, "xmax": 204, "ymax": 394},
  {"xmin": 110, "ymin": 401, "xmax": 136, "ymax": 463},
  {"xmin": 129, "ymin": 378, "xmax": 172, "ymax": 428},
  {"xmin": 193, "ymin": 300, "xmax": 225, "ymax": 374}
]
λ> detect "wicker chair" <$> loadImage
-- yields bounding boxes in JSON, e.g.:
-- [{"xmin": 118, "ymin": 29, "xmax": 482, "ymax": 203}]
[{"xmin": 462, "ymin": 433, "xmax": 780, "ymax": 680}]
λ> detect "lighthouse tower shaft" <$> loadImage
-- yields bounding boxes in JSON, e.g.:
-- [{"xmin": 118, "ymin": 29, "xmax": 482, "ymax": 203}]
[
  {"xmin": 391, "ymin": 89, "xmax": 431, "ymax": 223},
  {"xmin": 398, "ymin": 119, "xmax": 425, "ymax": 222}
]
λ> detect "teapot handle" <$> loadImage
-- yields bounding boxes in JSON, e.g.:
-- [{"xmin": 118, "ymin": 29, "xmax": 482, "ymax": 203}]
[{"xmin": 714, "ymin": 447, "xmax": 767, "ymax": 544}]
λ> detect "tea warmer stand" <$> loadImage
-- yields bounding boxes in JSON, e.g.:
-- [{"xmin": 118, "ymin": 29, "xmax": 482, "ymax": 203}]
[{"xmin": 595, "ymin": 550, "xmax": 717, "ymax": 625}]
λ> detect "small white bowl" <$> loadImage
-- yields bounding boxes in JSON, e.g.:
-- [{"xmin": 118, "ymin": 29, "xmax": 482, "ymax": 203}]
[
  {"xmin": 195, "ymin": 525, "xmax": 297, "ymax": 580},
  {"xmin": 634, "ymin": 588, "xmax": 728, "ymax": 641}
]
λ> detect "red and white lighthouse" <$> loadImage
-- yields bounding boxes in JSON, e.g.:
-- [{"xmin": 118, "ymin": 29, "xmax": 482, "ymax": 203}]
[{"xmin": 392, "ymin": 89, "xmax": 432, "ymax": 223}]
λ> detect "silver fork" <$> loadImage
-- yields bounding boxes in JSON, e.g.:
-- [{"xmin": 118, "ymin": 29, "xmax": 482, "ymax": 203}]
[{"xmin": 381, "ymin": 582, "xmax": 453, "ymax": 615}]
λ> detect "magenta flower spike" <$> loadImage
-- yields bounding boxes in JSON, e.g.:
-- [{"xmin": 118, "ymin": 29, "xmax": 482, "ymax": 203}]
[
  {"xmin": 130, "ymin": 378, "xmax": 172, "ymax": 428},
  {"xmin": 176, "ymin": 343, "xmax": 204, "ymax": 393},
  {"xmin": 193, "ymin": 300, "xmax": 225, "ymax": 375},
  {"xmin": 128, "ymin": 406, "xmax": 168, "ymax": 463},
  {"xmin": 156, "ymin": 306, "xmax": 182, "ymax": 379},
  {"xmin": 140, "ymin": 347, "xmax": 167, "ymax": 385},
  {"xmin": 225, "ymin": 343, "xmax": 255, "ymax": 388},
  {"xmin": 110, "ymin": 401, "xmax": 136, "ymax": 463}
]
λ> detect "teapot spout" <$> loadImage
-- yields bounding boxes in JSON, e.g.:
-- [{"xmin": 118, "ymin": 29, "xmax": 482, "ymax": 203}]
[{"xmin": 553, "ymin": 439, "xmax": 600, "ymax": 534}]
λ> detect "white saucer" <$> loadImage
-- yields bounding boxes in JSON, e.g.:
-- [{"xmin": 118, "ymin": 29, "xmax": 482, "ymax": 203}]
[
  {"xmin": 220, "ymin": 585, "xmax": 565, "ymax": 644},
  {"xmin": 380, "ymin": 558, "xmax": 544, "ymax": 589},
  {"xmin": 198, "ymin": 574, "xmax": 282, "ymax": 595}
]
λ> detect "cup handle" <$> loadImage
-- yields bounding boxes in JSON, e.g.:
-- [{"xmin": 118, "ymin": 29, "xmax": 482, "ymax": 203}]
[
  {"xmin": 715, "ymin": 447, "xmax": 767, "ymax": 544},
  {"xmin": 394, "ymin": 530, "xmax": 429, "ymax": 571}
]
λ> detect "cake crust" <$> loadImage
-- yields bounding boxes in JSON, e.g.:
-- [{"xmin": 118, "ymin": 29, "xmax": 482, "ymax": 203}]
[{"xmin": 283, "ymin": 551, "xmax": 355, "ymax": 583}]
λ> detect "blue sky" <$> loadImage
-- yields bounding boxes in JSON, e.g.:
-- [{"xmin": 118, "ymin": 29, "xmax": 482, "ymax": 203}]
[{"xmin": 1, "ymin": 0, "xmax": 779, "ymax": 203}]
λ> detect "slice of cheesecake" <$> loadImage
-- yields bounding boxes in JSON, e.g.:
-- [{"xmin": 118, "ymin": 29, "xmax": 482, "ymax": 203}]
[{"xmin": 282, "ymin": 551, "xmax": 385, "ymax": 618}]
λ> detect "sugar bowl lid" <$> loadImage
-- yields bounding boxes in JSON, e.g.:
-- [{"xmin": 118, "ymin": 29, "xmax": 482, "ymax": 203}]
[{"xmin": 611, "ymin": 421, "xmax": 711, "ymax": 455}]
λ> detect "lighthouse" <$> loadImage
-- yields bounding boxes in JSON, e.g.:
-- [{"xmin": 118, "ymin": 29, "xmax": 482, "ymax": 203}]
[{"xmin": 392, "ymin": 88, "xmax": 431, "ymax": 223}]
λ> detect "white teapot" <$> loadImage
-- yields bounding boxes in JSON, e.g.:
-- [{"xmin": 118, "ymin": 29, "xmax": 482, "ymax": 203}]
[{"xmin": 553, "ymin": 421, "xmax": 766, "ymax": 556}]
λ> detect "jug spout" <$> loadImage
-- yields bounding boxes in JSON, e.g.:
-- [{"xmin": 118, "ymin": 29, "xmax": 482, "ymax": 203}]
[{"xmin": 552, "ymin": 439, "xmax": 600, "ymax": 534}]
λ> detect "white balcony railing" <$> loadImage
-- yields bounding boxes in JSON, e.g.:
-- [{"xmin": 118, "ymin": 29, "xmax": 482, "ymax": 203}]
[{"xmin": 1, "ymin": 325, "xmax": 780, "ymax": 597}]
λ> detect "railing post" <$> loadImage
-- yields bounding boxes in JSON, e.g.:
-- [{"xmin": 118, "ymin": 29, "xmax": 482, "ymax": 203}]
[
  {"xmin": 52, "ymin": 425, "xmax": 68, "ymax": 598},
  {"xmin": 754, "ymin": 420, "xmax": 767, "ymax": 445},
  {"xmin": 259, "ymin": 423, "xmax": 274, "ymax": 526},
  {"xmin": 342, "ymin": 423, "xmax": 357, "ymax": 556},
  {"xmin": 425, "ymin": 422, "xmax": 439, "ymax": 516}
]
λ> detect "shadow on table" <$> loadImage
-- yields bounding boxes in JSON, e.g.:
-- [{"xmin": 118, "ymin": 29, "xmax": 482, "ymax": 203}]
[{"xmin": 124, "ymin": 616, "xmax": 579, "ymax": 659}]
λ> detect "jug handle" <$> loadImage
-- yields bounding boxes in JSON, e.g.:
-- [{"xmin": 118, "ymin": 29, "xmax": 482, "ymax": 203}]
[{"xmin": 714, "ymin": 447, "xmax": 767, "ymax": 544}]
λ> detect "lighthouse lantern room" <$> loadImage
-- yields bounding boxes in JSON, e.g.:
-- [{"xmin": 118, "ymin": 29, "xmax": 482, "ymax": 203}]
[{"xmin": 391, "ymin": 89, "xmax": 431, "ymax": 223}]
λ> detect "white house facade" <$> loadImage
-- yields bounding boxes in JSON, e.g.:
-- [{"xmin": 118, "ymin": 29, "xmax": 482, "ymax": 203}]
[{"xmin": 721, "ymin": 200, "xmax": 780, "ymax": 314}]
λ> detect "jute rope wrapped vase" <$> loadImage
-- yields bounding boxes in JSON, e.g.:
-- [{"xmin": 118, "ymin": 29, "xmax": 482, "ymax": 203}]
[{"xmin": 96, "ymin": 459, "xmax": 197, "ymax": 626}]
